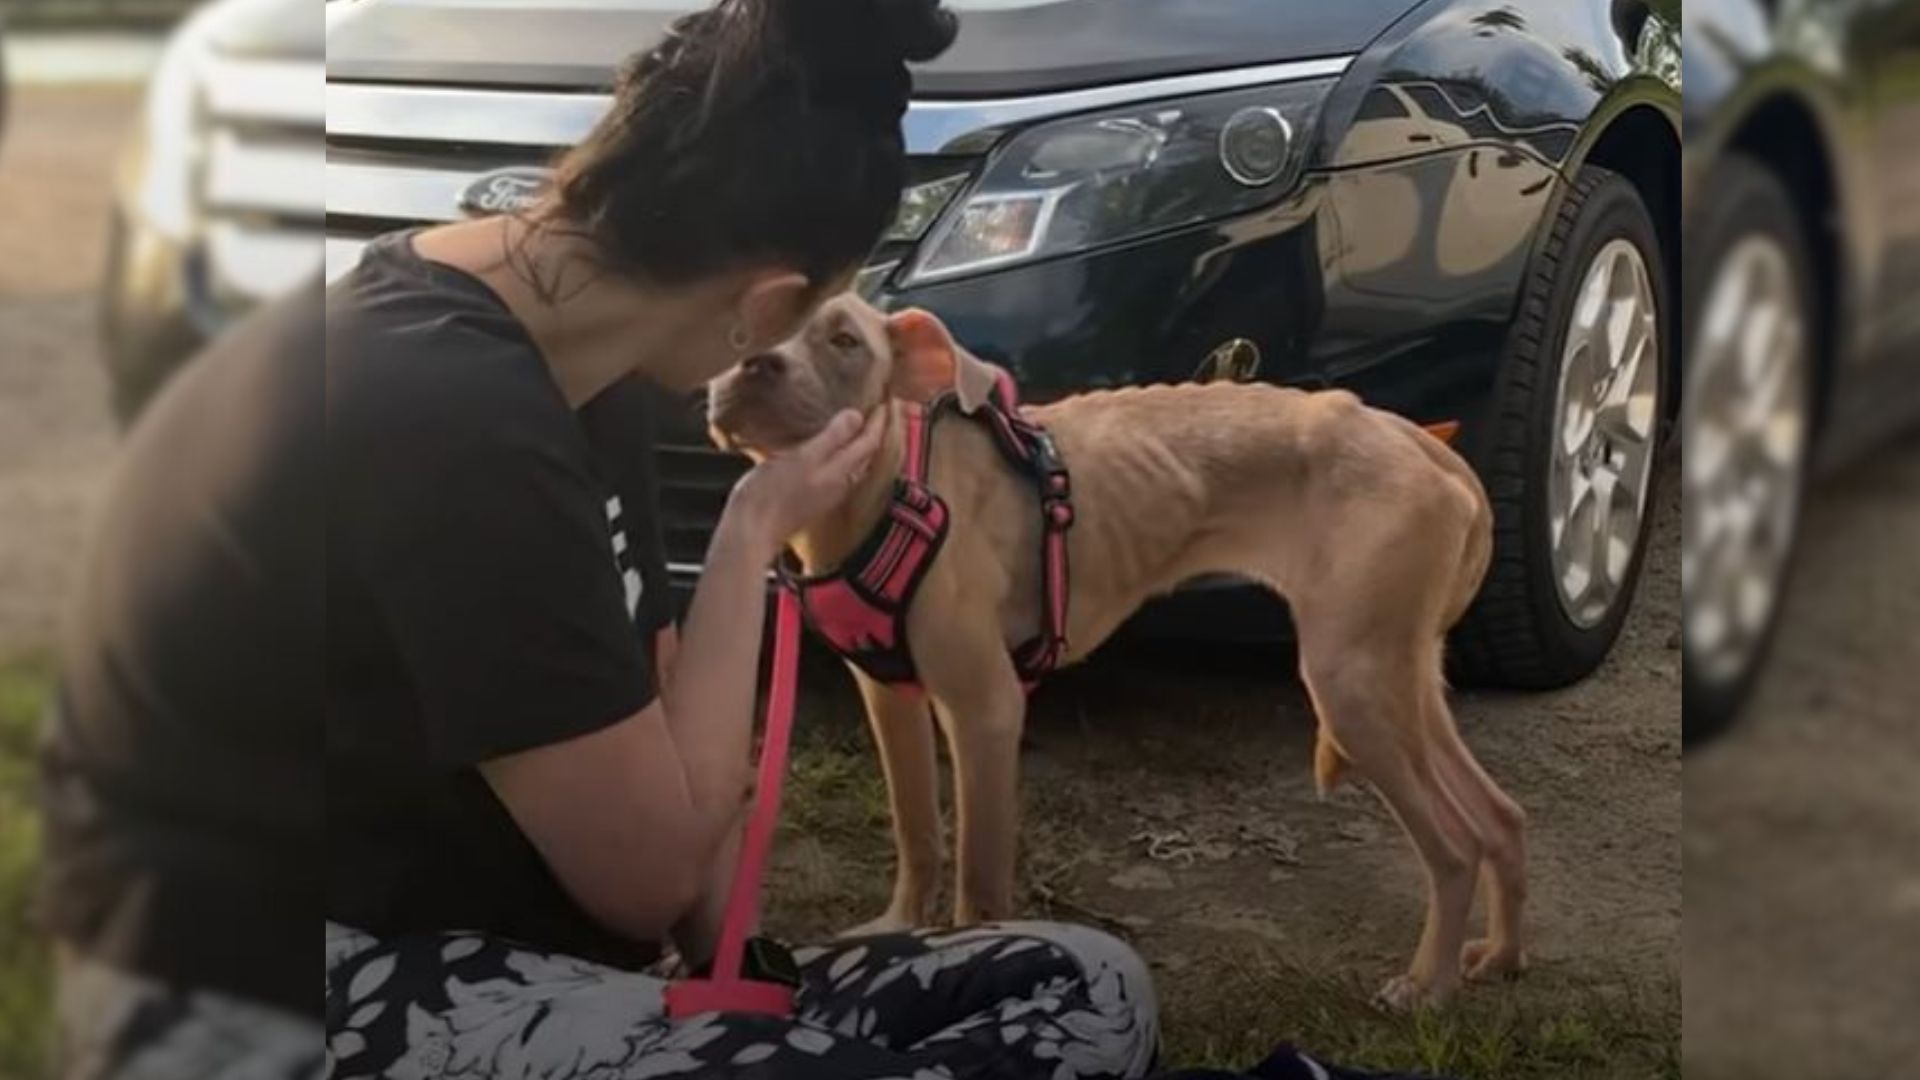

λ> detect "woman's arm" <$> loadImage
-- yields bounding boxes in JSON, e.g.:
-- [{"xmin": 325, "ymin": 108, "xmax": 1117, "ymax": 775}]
[
  {"xmin": 651, "ymin": 506, "xmax": 776, "ymax": 841},
  {"xmin": 482, "ymin": 409, "xmax": 881, "ymax": 946}
]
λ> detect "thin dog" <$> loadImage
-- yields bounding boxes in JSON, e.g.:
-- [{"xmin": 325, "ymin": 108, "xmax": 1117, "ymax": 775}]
[{"xmin": 708, "ymin": 295, "xmax": 1528, "ymax": 1009}]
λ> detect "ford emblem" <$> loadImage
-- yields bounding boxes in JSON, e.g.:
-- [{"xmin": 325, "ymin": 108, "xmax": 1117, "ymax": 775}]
[{"xmin": 456, "ymin": 167, "xmax": 552, "ymax": 218}]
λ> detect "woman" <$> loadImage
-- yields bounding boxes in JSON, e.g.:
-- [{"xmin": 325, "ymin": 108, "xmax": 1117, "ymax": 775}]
[{"xmin": 323, "ymin": 0, "xmax": 1159, "ymax": 1076}]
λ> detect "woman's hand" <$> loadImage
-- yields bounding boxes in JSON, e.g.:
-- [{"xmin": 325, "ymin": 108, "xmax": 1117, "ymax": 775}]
[{"xmin": 722, "ymin": 408, "xmax": 886, "ymax": 564}]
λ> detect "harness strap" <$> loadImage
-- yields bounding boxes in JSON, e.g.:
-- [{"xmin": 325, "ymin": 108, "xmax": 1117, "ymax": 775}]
[
  {"xmin": 1019, "ymin": 428, "xmax": 1074, "ymax": 685},
  {"xmin": 936, "ymin": 372, "xmax": 1074, "ymax": 686},
  {"xmin": 663, "ymin": 589, "xmax": 803, "ymax": 1019},
  {"xmin": 902, "ymin": 403, "xmax": 930, "ymax": 483}
]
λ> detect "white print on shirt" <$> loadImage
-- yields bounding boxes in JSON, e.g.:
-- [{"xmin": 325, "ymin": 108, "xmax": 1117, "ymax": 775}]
[{"xmin": 605, "ymin": 496, "xmax": 643, "ymax": 620}]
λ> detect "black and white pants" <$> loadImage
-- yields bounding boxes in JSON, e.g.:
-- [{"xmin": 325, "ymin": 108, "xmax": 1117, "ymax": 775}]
[{"xmin": 325, "ymin": 920, "xmax": 1160, "ymax": 1079}]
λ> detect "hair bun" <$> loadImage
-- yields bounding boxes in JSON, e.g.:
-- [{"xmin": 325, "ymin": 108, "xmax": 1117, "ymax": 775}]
[
  {"xmin": 877, "ymin": 0, "xmax": 959, "ymax": 64},
  {"xmin": 759, "ymin": 0, "xmax": 956, "ymax": 126}
]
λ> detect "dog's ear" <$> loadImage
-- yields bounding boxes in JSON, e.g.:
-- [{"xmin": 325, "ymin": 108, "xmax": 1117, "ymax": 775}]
[{"xmin": 886, "ymin": 308, "xmax": 999, "ymax": 413}]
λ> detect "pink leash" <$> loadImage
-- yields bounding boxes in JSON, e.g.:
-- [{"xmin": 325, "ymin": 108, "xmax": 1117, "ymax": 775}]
[{"xmin": 663, "ymin": 588, "xmax": 804, "ymax": 1019}]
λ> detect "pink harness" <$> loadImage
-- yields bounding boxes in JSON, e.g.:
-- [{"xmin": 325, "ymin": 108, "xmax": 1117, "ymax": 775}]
[{"xmin": 782, "ymin": 373, "xmax": 1075, "ymax": 692}]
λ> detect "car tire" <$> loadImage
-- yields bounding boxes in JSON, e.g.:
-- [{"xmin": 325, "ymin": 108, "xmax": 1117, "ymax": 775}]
[
  {"xmin": 1678, "ymin": 154, "xmax": 1816, "ymax": 744},
  {"xmin": 1452, "ymin": 166, "xmax": 1668, "ymax": 689}
]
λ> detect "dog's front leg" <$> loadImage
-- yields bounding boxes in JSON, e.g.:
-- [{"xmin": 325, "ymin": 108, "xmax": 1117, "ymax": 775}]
[
  {"xmin": 922, "ymin": 643, "xmax": 1026, "ymax": 926},
  {"xmin": 845, "ymin": 670, "xmax": 945, "ymax": 935}
]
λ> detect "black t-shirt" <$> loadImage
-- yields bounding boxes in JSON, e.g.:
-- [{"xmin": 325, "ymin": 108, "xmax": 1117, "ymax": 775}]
[
  {"xmin": 41, "ymin": 283, "xmax": 325, "ymax": 1015},
  {"xmin": 326, "ymin": 233, "xmax": 677, "ymax": 970}
]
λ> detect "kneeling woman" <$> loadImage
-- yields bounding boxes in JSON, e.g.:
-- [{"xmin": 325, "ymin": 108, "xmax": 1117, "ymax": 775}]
[{"xmin": 323, "ymin": 0, "xmax": 1158, "ymax": 1075}]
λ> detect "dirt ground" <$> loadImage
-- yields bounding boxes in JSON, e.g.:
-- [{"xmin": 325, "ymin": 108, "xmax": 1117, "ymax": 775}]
[
  {"xmin": 1683, "ymin": 439, "xmax": 1920, "ymax": 1077},
  {"xmin": 0, "ymin": 85, "xmax": 1686, "ymax": 1075}
]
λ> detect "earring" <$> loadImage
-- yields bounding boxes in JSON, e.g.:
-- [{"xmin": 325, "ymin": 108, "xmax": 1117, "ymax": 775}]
[{"xmin": 727, "ymin": 321, "xmax": 753, "ymax": 354}]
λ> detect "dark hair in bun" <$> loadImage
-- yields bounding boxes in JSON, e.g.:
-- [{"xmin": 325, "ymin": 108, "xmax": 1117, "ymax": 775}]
[{"xmin": 542, "ymin": 0, "xmax": 959, "ymax": 287}]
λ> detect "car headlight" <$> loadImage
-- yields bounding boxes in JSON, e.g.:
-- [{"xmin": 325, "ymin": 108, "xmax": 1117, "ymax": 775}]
[
  {"xmin": 135, "ymin": 7, "xmax": 219, "ymax": 241},
  {"xmin": 903, "ymin": 78, "xmax": 1334, "ymax": 286}
]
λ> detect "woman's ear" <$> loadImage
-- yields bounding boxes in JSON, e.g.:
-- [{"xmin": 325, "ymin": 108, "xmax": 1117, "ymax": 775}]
[
  {"xmin": 886, "ymin": 308, "xmax": 999, "ymax": 412},
  {"xmin": 736, "ymin": 270, "xmax": 815, "ymax": 349}
]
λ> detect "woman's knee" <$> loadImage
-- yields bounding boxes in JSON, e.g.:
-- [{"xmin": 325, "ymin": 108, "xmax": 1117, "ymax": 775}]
[
  {"xmin": 997, "ymin": 922, "xmax": 1153, "ymax": 991},
  {"xmin": 992, "ymin": 922, "xmax": 1159, "ymax": 1052}
]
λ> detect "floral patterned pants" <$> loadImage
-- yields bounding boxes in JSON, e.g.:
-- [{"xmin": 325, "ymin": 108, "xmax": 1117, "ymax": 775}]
[{"xmin": 324, "ymin": 920, "xmax": 1160, "ymax": 1079}]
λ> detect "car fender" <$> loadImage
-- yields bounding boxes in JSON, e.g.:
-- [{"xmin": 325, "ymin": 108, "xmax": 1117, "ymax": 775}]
[
  {"xmin": 1303, "ymin": 0, "xmax": 1672, "ymax": 456},
  {"xmin": 1682, "ymin": 0, "xmax": 1867, "ymax": 367}
]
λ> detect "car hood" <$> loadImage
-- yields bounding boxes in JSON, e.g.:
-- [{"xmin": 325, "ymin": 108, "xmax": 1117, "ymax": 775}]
[{"xmin": 326, "ymin": 0, "xmax": 1416, "ymax": 96}]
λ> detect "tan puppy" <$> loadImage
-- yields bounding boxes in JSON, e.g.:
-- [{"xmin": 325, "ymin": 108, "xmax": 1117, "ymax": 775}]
[{"xmin": 709, "ymin": 295, "xmax": 1528, "ymax": 1008}]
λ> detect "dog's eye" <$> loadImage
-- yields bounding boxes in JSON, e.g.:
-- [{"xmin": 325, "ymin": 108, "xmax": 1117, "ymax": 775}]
[{"xmin": 830, "ymin": 331, "xmax": 861, "ymax": 351}]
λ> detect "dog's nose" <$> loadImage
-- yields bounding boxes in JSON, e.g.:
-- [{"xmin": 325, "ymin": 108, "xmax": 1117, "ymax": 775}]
[{"xmin": 742, "ymin": 352, "xmax": 786, "ymax": 379}]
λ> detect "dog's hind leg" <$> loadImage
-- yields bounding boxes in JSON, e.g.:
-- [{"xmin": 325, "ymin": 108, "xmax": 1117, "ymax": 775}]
[
  {"xmin": 1298, "ymin": 633, "xmax": 1482, "ymax": 1010},
  {"xmin": 844, "ymin": 671, "xmax": 946, "ymax": 936},
  {"xmin": 1422, "ymin": 677, "xmax": 1529, "ymax": 981}
]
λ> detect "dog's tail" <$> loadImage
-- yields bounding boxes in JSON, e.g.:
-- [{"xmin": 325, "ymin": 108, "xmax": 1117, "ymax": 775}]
[{"xmin": 1314, "ymin": 731, "xmax": 1347, "ymax": 796}]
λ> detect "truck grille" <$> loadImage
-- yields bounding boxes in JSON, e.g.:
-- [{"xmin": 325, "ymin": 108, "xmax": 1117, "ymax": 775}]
[
  {"xmin": 656, "ymin": 441, "xmax": 741, "ymax": 568},
  {"xmin": 198, "ymin": 55, "xmax": 326, "ymax": 316},
  {"xmin": 324, "ymin": 82, "xmax": 972, "ymax": 572}
]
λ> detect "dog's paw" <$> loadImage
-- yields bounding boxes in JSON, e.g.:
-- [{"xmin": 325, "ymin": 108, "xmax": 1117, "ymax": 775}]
[
  {"xmin": 1372, "ymin": 973, "xmax": 1453, "ymax": 1013},
  {"xmin": 839, "ymin": 912, "xmax": 917, "ymax": 939},
  {"xmin": 1461, "ymin": 938, "xmax": 1527, "ymax": 982}
]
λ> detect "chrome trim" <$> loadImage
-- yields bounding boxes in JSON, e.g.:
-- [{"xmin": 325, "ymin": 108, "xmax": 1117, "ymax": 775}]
[
  {"xmin": 667, "ymin": 560, "xmax": 777, "ymax": 583},
  {"xmin": 207, "ymin": 131, "xmax": 323, "ymax": 217},
  {"xmin": 326, "ymin": 55, "xmax": 1353, "ymax": 155},
  {"xmin": 327, "ymin": 82, "xmax": 605, "ymax": 147},
  {"xmin": 1218, "ymin": 107, "xmax": 1294, "ymax": 187},
  {"xmin": 206, "ymin": 222, "xmax": 325, "ymax": 301},
  {"xmin": 902, "ymin": 57, "xmax": 1350, "ymax": 154},
  {"xmin": 327, "ymin": 155, "xmax": 472, "ymax": 223},
  {"xmin": 324, "ymin": 236, "xmax": 368, "ymax": 283},
  {"xmin": 205, "ymin": 57, "xmax": 324, "ymax": 127},
  {"xmin": 324, "ymin": 236, "xmax": 898, "ymax": 288},
  {"xmin": 854, "ymin": 261, "xmax": 900, "ymax": 299}
]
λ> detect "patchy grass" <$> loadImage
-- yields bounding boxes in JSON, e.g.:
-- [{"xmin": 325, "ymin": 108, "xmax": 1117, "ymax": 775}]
[
  {"xmin": 765, "ymin": 671, "xmax": 901, "ymax": 935},
  {"xmin": 1149, "ymin": 952, "xmax": 1678, "ymax": 1079},
  {"xmin": 0, "ymin": 654, "xmax": 54, "ymax": 1080},
  {"xmin": 766, "ymin": 664, "xmax": 1679, "ymax": 1079}
]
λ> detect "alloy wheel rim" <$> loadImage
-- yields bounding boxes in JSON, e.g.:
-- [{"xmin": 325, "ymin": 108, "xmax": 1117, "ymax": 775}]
[
  {"xmin": 1548, "ymin": 237, "xmax": 1662, "ymax": 630},
  {"xmin": 1680, "ymin": 234, "xmax": 1808, "ymax": 687}
]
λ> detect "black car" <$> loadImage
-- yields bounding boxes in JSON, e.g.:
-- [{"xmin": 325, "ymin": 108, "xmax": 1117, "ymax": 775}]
[
  {"xmin": 1681, "ymin": 0, "xmax": 1920, "ymax": 738},
  {"xmin": 220, "ymin": 0, "xmax": 1680, "ymax": 687}
]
